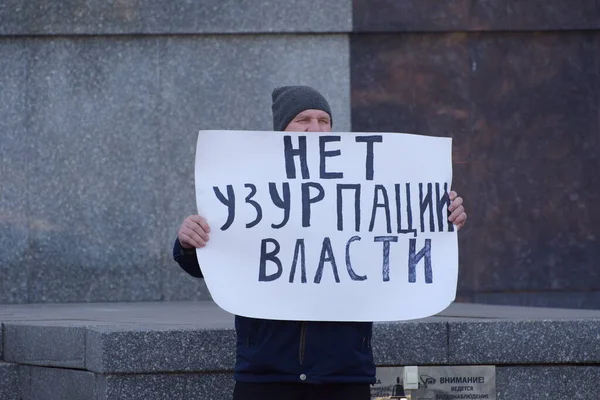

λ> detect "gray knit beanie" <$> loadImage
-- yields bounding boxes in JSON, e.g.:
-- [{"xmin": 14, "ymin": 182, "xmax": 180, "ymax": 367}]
[{"xmin": 271, "ymin": 86, "xmax": 333, "ymax": 131}]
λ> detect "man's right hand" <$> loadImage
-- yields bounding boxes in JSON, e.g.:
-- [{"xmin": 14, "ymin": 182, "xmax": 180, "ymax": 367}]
[{"xmin": 178, "ymin": 215, "xmax": 211, "ymax": 249}]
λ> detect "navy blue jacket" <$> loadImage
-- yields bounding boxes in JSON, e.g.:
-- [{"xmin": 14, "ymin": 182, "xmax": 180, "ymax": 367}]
[{"xmin": 173, "ymin": 238, "xmax": 376, "ymax": 384}]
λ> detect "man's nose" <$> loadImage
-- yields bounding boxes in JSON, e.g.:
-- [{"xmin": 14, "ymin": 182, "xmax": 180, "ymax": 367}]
[{"xmin": 306, "ymin": 119, "xmax": 320, "ymax": 132}]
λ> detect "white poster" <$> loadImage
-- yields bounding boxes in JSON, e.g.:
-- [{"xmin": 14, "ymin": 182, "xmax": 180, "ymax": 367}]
[{"xmin": 194, "ymin": 130, "xmax": 458, "ymax": 322}]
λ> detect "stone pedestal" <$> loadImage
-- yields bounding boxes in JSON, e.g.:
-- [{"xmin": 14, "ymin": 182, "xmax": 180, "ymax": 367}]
[{"xmin": 2, "ymin": 301, "xmax": 600, "ymax": 399}]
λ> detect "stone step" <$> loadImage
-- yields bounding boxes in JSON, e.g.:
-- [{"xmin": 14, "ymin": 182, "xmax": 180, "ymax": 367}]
[
  {"xmin": 3, "ymin": 301, "xmax": 600, "ymax": 399},
  {"xmin": 11, "ymin": 364, "xmax": 600, "ymax": 400},
  {"xmin": 3, "ymin": 302, "xmax": 600, "ymax": 373},
  {"xmin": 18, "ymin": 366, "xmax": 233, "ymax": 400},
  {"xmin": 0, "ymin": 362, "xmax": 19, "ymax": 400}
]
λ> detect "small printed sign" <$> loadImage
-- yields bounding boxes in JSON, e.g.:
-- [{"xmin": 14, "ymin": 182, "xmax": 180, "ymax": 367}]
[{"xmin": 372, "ymin": 366, "xmax": 496, "ymax": 400}]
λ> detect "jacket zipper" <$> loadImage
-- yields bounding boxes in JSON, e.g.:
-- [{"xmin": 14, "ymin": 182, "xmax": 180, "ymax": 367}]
[{"xmin": 299, "ymin": 322, "xmax": 307, "ymax": 365}]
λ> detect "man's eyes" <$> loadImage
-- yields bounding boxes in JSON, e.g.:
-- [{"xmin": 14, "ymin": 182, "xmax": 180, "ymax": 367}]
[{"xmin": 296, "ymin": 117, "xmax": 329, "ymax": 124}]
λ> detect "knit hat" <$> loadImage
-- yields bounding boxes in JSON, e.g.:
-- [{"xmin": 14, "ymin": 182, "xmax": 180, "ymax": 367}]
[{"xmin": 271, "ymin": 86, "xmax": 333, "ymax": 131}]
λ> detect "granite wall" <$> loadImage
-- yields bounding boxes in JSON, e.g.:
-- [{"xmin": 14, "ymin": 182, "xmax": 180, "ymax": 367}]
[
  {"xmin": 351, "ymin": 0, "xmax": 600, "ymax": 308},
  {"xmin": 0, "ymin": 0, "xmax": 352, "ymax": 304},
  {"xmin": 2, "ymin": 0, "xmax": 599, "ymax": 308}
]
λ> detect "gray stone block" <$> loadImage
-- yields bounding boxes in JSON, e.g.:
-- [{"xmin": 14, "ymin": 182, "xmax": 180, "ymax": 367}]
[
  {"xmin": 3, "ymin": 324, "xmax": 85, "ymax": 368},
  {"xmin": 0, "ymin": 33, "xmax": 350, "ymax": 304},
  {"xmin": 27, "ymin": 264, "xmax": 164, "ymax": 304},
  {"xmin": 17, "ymin": 365, "xmax": 30, "ymax": 399},
  {"xmin": 20, "ymin": 37, "xmax": 165, "ymax": 303},
  {"xmin": 449, "ymin": 319, "xmax": 600, "ymax": 364},
  {"xmin": 373, "ymin": 321, "xmax": 448, "ymax": 365},
  {"xmin": 0, "ymin": 362, "xmax": 19, "ymax": 400},
  {"xmin": 15, "ymin": 366, "xmax": 234, "ymax": 400},
  {"xmin": 439, "ymin": 302, "xmax": 600, "ymax": 320},
  {"xmin": 0, "ymin": 37, "xmax": 164, "ymax": 304},
  {"xmin": 0, "ymin": 300, "xmax": 235, "ymax": 325},
  {"xmin": 20, "ymin": 365, "xmax": 96, "ymax": 400},
  {"xmin": 0, "ymin": 38, "xmax": 161, "ymax": 304},
  {"xmin": 0, "ymin": 0, "xmax": 351, "ymax": 35},
  {"xmin": 496, "ymin": 366, "xmax": 600, "ymax": 400},
  {"xmin": 0, "ymin": 40, "xmax": 30, "ymax": 304},
  {"xmin": 472, "ymin": 291, "xmax": 600, "ymax": 310},
  {"xmin": 86, "ymin": 325, "xmax": 236, "ymax": 373},
  {"xmin": 97, "ymin": 372, "xmax": 234, "ymax": 400}
]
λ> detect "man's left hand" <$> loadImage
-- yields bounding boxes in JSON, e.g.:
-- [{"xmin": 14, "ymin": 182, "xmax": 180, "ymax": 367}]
[{"xmin": 448, "ymin": 190, "xmax": 467, "ymax": 230}]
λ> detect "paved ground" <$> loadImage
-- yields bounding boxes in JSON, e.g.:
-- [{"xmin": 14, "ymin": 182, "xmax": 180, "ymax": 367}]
[{"xmin": 2, "ymin": 300, "xmax": 600, "ymax": 327}]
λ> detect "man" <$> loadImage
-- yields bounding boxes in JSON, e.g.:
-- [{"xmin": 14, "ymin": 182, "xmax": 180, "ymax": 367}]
[{"xmin": 173, "ymin": 86, "xmax": 467, "ymax": 400}]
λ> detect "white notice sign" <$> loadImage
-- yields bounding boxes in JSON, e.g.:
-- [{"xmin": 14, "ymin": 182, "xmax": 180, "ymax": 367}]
[
  {"xmin": 372, "ymin": 366, "xmax": 496, "ymax": 399},
  {"xmin": 194, "ymin": 130, "xmax": 458, "ymax": 322}
]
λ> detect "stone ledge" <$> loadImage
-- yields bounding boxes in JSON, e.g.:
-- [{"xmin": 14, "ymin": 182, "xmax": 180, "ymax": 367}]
[
  {"xmin": 4, "ymin": 325, "xmax": 86, "ymax": 369},
  {"xmin": 0, "ymin": 362, "xmax": 19, "ymax": 400},
  {"xmin": 97, "ymin": 371, "xmax": 234, "ymax": 400},
  {"xmin": 496, "ymin": 366, "xmax": 600, "ymax": 400},
  {"xmin": 0, "ymin": 0, "xmax": 351, "ymax": 36},
  {"xmin": 4, "ymin": 302, "xmax": 600, "ymax": 399},
  {"xmin": 449, "ymin": 319, "xmax": 600, "ymax": 364},
  {"xmin": 3, "ymin": 321, "xmax": 449, "ymax": 373},
  {"xmin": 19, "ymin": 366, "xmax": 234, "ymax": 400},
  {"xmin": 14, "ymin": 365, "xmax": 600, "ymax": 400},
  {"xmin": 373, "ymin": 321, "xmax": 448, "ymax": 365},
  {"xmin": 20, "ymin": 365, "xmax": 97, "ymax": 400},
  {"xmin": 4, "ymin": 301, "xmax": 600, "ymax": 374},
  {"xmin": 86, "ymin": 325, "xmax": 236, "ymax": 373}
]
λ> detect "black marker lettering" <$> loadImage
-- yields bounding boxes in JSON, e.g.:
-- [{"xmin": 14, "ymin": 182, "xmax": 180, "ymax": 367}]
[
  {"xmin": 319, "ymin": 136, "xmax": 343, "ymax": 179},
  {"xmin": 345, "ymin": 236, "xmax": 367, "ymax": 281},
  {"xmin": 289, "ymin": 239, "xmax": 307, "ymax": 283},
  {"xmin": 435, "ymin": 182, "xmax": 454, "ymax": 232},
  {"xmin": 314, "ymin": 237, "xmax": 340, "ymax": 283},
  {"xmin": 213, "ymin": 185, "xmax": 235, "ymax": 230},
  {"xmin": 355, "ymin": 135, "xmax": 383, "ymax": 180},
  {"xmin": 283, "ymin": 135, "xmax": 309, "ymax": 179},
  {"xmin": 435, "ymin": 182, "xmax": 453, "ymax": 232},
  {"xmin": 258, "ymin": 238, "xmax": 283, "ymax": 282},
  {"xmin": 374, "ymin": 236, "xmax": 398, "ymax": 282},
  {"xmin": 269, "ymin": 182, "xmax": 291, "ymax": 229},
  {"xmin": 245, "ymin": 184, "xmax": 262, "ymax": 228},
  {"xmin": 369, "ymin": 184, "xmax": 392, "ymax": 233},
  {"xmin": 336, "ymin": 184, "xmax": 361, "ymax": 232},
  {"xmin": 395, "ymin": 183, "xmax": 417, "ymax": 236},
  {"xmin": 419, "ymin": 183, "xmax": 434, "ymax": 233},
  {"xmin": 408, "ymin": 238, "xmax": 432, "ymax": 283},
  {"xmin": 301, "ymin": 182, "xmax": 325, "ymax": 227}
]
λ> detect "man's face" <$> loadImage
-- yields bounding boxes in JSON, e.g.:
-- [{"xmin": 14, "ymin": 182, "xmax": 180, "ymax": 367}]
[{"xmin": 284, "ymin": 109, "xmax": 332, "ymax": 132}]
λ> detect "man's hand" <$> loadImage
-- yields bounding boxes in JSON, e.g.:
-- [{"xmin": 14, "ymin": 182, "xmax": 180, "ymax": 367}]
[
  {"xmin": 178, "ymin": 215, "xmax": 211, "ymax": 248},
  {"xmin": 448, "ymin": 191, "xmax": 467, "ymax": 230}
]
